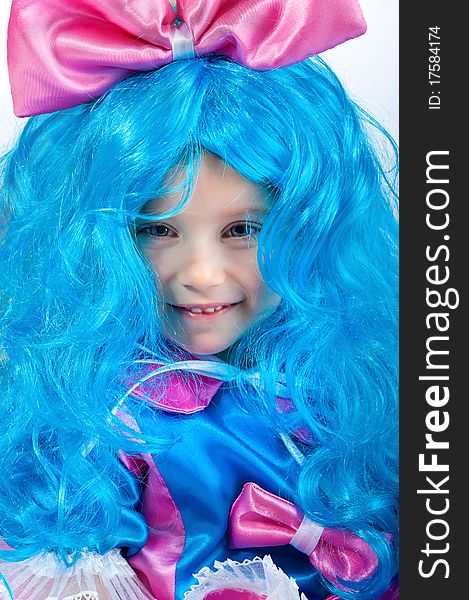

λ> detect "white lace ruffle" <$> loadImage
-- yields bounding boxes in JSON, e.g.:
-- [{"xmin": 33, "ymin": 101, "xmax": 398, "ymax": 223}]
[
  {"xmin": 1, "ymin": 551, "xmax": 308, "ymax": 600},
  {"xmin": 0, "ymin": 548, "xmax": 155, "ymax": 600},
  {"xmin": 184, "ymin": 555, "xmax": 309, "ymax": 600}
]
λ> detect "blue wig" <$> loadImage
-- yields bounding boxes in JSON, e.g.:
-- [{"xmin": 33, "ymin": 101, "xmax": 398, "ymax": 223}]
[{"xmin": 0, "ymin": 56, "xmax": 398, "ymax": 598}]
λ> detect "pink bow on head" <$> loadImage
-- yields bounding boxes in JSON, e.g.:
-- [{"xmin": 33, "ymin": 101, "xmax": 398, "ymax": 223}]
[
  {"xmin": 229, "ymin": 482, "xmax": 382, "ymax": 591},
  {"xmin": 8, "ymin": 0, "xmax": 367, "ymax": 117}
]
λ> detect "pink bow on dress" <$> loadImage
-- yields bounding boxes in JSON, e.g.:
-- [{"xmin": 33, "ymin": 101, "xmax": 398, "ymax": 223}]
[
  {"xmin": 229, "ymin": 482, "xmax": 381, "ymax": 591},
  {"xmin": 8, "ymin": 0, "xmax": 366, "ymax": 117}
]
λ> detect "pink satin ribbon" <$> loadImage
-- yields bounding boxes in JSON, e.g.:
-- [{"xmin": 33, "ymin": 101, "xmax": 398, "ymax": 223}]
[
  {"xmin": 8, "ymin": 0, "xmax": 366, "ymax": 117},
  {"xmin": 117, "ymin": 409, "xmax": 185, "ymax": 600},
  {"xmin": 229, "ymin": 482, "xmax": 380, "ymax": 590}
]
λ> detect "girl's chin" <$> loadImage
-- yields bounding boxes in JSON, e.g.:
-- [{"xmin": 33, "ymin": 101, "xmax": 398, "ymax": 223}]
[
  {"xmin": 187, "ymin": 345, "xmax": 232, "ymax": 359},
  {"xmin": 166, "ymin": 336, "xmax": 233, "ymax": 359}
]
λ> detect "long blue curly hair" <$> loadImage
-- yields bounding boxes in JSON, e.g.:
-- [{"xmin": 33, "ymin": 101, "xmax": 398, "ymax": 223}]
[{"xmin": 0, "ymin": 56, "xmax": 398, "ymax": 598}]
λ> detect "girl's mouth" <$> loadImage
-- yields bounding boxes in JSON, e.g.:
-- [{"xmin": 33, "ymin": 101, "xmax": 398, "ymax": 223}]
[{"xmin": 170, "ymin": 303, "xmax": 240, "ymax": 319}]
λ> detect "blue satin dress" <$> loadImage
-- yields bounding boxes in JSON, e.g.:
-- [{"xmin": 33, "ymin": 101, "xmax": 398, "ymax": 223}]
[{"xmin": 120, "ymin": 359, "xmax": 329, "ymax": 600}]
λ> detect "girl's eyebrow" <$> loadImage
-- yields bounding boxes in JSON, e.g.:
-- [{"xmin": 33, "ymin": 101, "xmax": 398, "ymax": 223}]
[
  {"xmin": 137, "ymin": 204, "xmax": 269, "ymax": 220},
  {"xmin": 220, "ymin": 197, "xmax": 270, "ymax": 217},
  {"xmin": 228, "ymin": 207, "xmax": 269, "ymax": 218}
]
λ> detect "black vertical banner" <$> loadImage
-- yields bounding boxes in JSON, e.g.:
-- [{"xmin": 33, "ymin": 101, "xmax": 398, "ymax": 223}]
[{"xmin": 400, "ymin": 3, "xmax": 464, "ymax": 598}]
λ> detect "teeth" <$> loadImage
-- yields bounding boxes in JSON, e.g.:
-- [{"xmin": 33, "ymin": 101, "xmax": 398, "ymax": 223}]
[{"xmin": 186, "ymin": 305, "xmax": 228, "ymax": 314}]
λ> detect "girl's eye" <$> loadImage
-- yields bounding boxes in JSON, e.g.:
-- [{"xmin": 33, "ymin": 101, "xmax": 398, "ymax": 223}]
[
  {"xmin": 136, "ymin": 224, "xmax": 176, "ymax": 238},
  {"xmin": 224, "ymin": 222, "xmax": 262, "ymax": 239}
]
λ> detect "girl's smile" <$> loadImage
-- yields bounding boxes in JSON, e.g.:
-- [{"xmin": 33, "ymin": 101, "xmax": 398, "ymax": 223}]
[
  {"xmin": 136, "ymin": 153, "xmax": 281, "ymax": 358},
  {"xmin": 170, "ymin": 302, "xmax": 240, "ymax": 318}
]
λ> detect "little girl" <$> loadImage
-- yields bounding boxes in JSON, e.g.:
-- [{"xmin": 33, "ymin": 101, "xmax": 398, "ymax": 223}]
[{"xmin": 0, "ymin": 1, "xmax": 398, "ymax": 599}]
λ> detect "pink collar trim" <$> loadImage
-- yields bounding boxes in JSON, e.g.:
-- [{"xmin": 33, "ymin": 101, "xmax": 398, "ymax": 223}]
[
  {"xmin": 126, "ymin": 361, "xmax": 223, "ymax": 415},
  {"xmin": 123, "ymin": 356, "xmax": 313, "ymax": 444}
]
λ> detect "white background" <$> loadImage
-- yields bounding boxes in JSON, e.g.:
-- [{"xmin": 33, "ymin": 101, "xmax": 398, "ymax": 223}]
[{"xmin": 0, "ymin": 0, "xmax": 398, "ymax": 151}]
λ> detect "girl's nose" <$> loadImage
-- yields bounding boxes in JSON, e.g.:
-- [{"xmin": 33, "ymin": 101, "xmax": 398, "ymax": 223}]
[{"xmin": 176, "ymin": 254, "xmax": 226, "ymax": 292}]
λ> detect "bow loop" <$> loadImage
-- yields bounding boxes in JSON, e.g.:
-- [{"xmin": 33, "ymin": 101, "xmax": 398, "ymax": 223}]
[
  {"xmin": 310, "ymin": 527, "xmax": 379, "ymax": 588},
  {"xmin": 229, "ymin": 482, "xmax": 380, "ymax": 590},
  {"xmin": 230, "ymin": 482, "xmax": 306, "ymax": 548},
  {"xmin": 8, "ymin": 0, "xmax": 366, "ymax": 117}
]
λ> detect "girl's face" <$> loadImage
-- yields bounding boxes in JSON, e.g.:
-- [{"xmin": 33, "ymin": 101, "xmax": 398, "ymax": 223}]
[{"xmin": 136, "ymin": 153, "xmax": 281, "ymax": 359}]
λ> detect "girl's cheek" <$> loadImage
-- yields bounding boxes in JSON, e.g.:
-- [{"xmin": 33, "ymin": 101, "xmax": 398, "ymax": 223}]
[{"xmin": 141, "ymin": 247, "xmax": 169, "ymax": 278}]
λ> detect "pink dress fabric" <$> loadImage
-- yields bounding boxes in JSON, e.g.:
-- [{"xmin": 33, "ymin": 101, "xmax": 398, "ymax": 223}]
[{"xmin": 119, "ymin": 453, "xmax": 185, "ymax": 600}]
